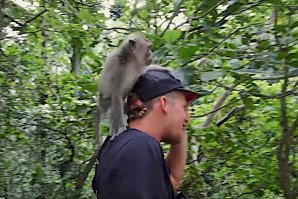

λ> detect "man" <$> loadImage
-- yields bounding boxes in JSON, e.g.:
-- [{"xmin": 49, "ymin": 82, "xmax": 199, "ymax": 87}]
[{"xmin": 92, "ymin": 67, "xmax": 200, "ymax": 199}]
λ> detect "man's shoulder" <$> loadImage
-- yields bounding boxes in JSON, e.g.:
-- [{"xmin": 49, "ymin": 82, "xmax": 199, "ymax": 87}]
[
  {"xmin": 99, "ymin": 128, "xmax": 163, "ymax": 165},
  {"xmin": 117, "ymin": 128, "xmax": 160, "ymax": 150},
  {"xmin": 101, "ymin": 128, "xmax": 160, "ymax": 156},
  {"xmin": 117, "ymin": 128, "xmax": 155, "ymax": 141}
]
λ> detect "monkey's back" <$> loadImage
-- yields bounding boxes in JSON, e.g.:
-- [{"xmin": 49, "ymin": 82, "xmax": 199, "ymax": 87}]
[{"xmin": 99, "ymin": 50, "xmax": 145, "ymax": 98}]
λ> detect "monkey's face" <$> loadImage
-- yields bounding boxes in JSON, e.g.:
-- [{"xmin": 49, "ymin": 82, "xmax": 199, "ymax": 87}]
[
  {"xmin": 131, "ymin": 38, "xmax": 153, "ymax": 66},
  {"xmin": 143, "ymin": 41, "xmax": 153, "ymax": 65}
]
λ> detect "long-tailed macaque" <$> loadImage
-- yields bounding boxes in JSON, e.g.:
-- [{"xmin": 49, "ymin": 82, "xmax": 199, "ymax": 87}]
[{"xmin": 96, "ymin": 32, "xmax": 153, "ymax": 143}]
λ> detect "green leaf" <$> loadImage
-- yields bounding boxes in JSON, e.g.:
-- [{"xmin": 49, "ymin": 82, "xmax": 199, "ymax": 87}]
[
  {"xmin": 35, "ymin": 165, "xmax": 44, "ymax": 177},
  {"xmin": 32, "ymin": 164, "xmax": 45, "ymax": 183},
  {"xmin": 0, "ymin": 71, "xmax": 5, "ymax": 84},
  {"xmin": 243, "ymin": 97, "xmax": 253, "ymax": 108},
  {"xmin": 139, "ymin": 10, "xmax": 149, "ymax": 19},
  {"xmin": 197, "ymin": 0, "xmax": 218, "ymax": 13},
  {"xmin": 200, "ymin": 71, "xmax": 224, "ymax": 81},
  {"xmin": 291, "ymin": 21, "xmax": 298, "ymax": 29},
  {"xmin": 264, "ymin": 0, "xmax": 280, "ymax": 3},
  {"xmin": 174, "ymin": 0, "xmax": 183, "ymax": 8},
  {"xmin": 226, "ymin": 160, "xmax": 233, "ymax": 166},
  {"xmin": 221, "ymin": 2, "xmax": 242, "ymax": 17},
  {"xmin": 66, "ymin": 182, "xmax": 73, "ymax": 188},
  {"xmin": 79, "ymin": 9, "xmax": 93, "ymax": 23},
  {"xmin": 178, "ymin": 46, "xmax": 198, "ymax": 59},
  {"xmin": 163, "ymin": 30, "xmax": 182, "ymax": 43},
  {"xmin": 275, "ymin": 25, "xmax": 287, "ymax": 33}
]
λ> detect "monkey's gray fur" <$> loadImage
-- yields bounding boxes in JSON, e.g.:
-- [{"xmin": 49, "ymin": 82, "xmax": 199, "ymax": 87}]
[{"xmin": 96, "ymin": 32, "xmax": 153, "ymax": 141}]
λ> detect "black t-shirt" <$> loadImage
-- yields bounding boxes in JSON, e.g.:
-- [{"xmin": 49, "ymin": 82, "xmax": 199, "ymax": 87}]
[{"xmin": 92, "ymin": 128, "xmax": 175, "ymax": 199}]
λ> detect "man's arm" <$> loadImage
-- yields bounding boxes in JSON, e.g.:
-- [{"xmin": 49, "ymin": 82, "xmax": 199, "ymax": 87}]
[{"xmin": 165, "ymin": 133, "xmax": 188, "ymax": 190}]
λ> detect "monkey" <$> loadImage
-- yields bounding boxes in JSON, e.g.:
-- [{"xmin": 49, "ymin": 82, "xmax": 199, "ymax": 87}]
[{"xmin": 95, "ymin": 32, "xmax": 153, "ymax": 143}]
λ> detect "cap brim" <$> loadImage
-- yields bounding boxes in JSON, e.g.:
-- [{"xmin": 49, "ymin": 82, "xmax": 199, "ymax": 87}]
[{"xmin": 176, "ymin": 88, "xmax": 200, "ymax": 102}]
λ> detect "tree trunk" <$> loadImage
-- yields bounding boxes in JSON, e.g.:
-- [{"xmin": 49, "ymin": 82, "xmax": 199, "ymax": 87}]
[
  {"xmin": 70, "ymin": 37, "xmax": 82, "ymax": 75},
  {"xmin": 0, "ymin": 0, "xmax": 4, "ymax": 27},
  {"xmin": 276, "ymin": 5, "xmax": 296, "ymax": 199},
  {"xmin": 35, "ymin": 15, "xmax": 49, "ymax": 199},
  {"xmin": 0, "ymin": 0, "xmax": 5, "ymax": 41}
]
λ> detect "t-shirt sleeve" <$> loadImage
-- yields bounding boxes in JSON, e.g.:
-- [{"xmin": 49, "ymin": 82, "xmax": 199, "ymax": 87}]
[{"xmin": 100, "ymin": 136, "xmax": 170, "ymax": 199}]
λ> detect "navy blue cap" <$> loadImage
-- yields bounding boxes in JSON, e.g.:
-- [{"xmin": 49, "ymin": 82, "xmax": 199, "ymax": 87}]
[{"xmin": 131, "ymin": 68, "xmax": 200, "ymax": 102}]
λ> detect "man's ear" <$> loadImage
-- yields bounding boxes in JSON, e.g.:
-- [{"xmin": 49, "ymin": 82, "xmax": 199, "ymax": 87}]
[{"xmin": 159, "ymin": 96, "xmax": 169, "ymax": 114}]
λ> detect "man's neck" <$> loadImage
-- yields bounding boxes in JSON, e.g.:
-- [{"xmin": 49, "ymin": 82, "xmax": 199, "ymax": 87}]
[{"xmin": 129, "ymin": 117, "xmax": 163, "ymax": 142}]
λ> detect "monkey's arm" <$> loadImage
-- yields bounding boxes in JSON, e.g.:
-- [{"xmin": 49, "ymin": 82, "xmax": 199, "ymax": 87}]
[{"xmin": 165, "ymin": 133, "xmax": 187, "ymax": 191}]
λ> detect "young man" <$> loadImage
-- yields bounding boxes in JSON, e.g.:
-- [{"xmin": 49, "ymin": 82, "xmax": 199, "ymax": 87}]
[{"xmin": 92, "ymin": 68, "xmax": 200, "ymax": 199}]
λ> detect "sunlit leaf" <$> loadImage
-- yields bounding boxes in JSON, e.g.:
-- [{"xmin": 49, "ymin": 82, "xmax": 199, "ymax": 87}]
[
  {"xmin": 163, "ymin": 30, "xmax": 182, "ymax": 43},
  {"xmin": 79, "ymin": 9, "xmax": 93, "ymax": 23}
]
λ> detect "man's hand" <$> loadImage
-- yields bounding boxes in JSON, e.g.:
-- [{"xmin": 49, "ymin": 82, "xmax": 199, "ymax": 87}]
[{"xmin": 166, "ymin": 133, "xmax": 188, "ymax": 190}]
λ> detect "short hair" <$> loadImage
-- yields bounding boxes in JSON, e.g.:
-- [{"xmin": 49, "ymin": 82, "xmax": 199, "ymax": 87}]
[{"xmin": 126, "ymin": 91, "xmax": 178, "ymax": 123}]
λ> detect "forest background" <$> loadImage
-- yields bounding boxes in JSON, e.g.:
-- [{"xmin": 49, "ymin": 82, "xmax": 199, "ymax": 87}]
[{"xmin": 0, "ymin": 0, "xmax": 298, "ymax": 198}]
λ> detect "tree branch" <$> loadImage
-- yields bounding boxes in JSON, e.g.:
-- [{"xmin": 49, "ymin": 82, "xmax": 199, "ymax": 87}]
[
  {"xmin": 181, "ymin": 23, "xmax": 260, "ymax": 67},
  {"xmin": 210, "ymin": 80, "xmax": 297, "ymax": 99},
  {"xmin": 273, "ymin": 5, "xmax": 281, "ymax": 47},
  {"xmin": 215, "ymin": 1, "xmax": 263, "ymax": 28},
  {"xmin": 60, "ymin": 0, "xmax": 77, "ymax": 14},
  {"xmin": 161, "ymin": 0, "xmax": 186, "ymax": 36},
  {"xmin": 3, "ymin": 9, "xmax": 48, "ymax": 27},
  {"xmin": 235, "ymin": 188, "xmax": 262, "ymax": 198},
  {"xmin": 75, "ymin": 152, "xmax": 97, "ymax": 190},
  {"xmin": 200, "ymin": 90, "xmax": 233, "ymax": 129},
  {"xmin": 95, "ymin": 24, "xmax": 131, "ymax": 32},
  {"xmin": 292, "ymin": 80, "xmax": 298, "ymax": 89},
  {"xmin": 175, "ymin": 0, "xmax": 225, "ymax": 30},
  {"xmin": 209, "ymin": 23, "xmax": 261, "ymax": 53},
  {"xmin": 193, "ymin": 98, "xmax": 241, "ymax": 118},
  {"xmin": 24, "ymin": 9, "xmax": 48, "ymax": 25},
  {"xmin": 73, "ymin": 0, "xmax": 99, "ymax": 8},
  {"xmin": 252, "ymin": 74, "xmax": 298, "ymax": 80},
  {"xmin": 289, "ymin": 112, "xmax": 298, "ymax": 135},
  {"xmin": 180, "ymin": 53, "xmax": 209, "ymax": 68},
  {"xmin": 153, "ymin": 0, "xmax": 158, "ymax": 35},
  {"xmin": 234, "ymin": 1, "xmax": 263, "ymax": 15},
  {"xmin": 216, "ymin": 105, "xmax": 245, "ymax": 127},
  {"xmin": 3, "ymin": 12, "xmax": 23, "ymax": 27},
  {"xmin": 0, "ymin": 0, "xmax": 5, "ymax": 34}
]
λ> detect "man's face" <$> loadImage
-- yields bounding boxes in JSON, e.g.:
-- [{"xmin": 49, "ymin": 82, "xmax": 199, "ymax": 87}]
[{"xmin": 162, "ymin": 92, "xmax": 191, "ymax": 144}]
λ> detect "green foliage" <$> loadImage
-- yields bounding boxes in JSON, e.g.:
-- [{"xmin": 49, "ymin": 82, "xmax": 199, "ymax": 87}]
[
  {"xmin": 163, "ymin": 30, "xmax": 182, "ymax": 43},
  {"xmin": 178, "ymin": 45, "xmax": 198, "ymax": 59},
  {"xmin": 1, "ymin": 0, "xmax": 298, "ymax": 198}
]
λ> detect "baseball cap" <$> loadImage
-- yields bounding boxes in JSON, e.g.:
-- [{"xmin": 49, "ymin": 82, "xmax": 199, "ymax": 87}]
[{"xmin": 131, "ymin": 67, "xmax": 200, "ymax": 102}]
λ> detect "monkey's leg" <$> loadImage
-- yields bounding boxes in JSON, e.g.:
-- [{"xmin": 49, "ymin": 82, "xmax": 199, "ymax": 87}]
[{"xmin": 109, "ymin": 95, "xmax": 126, "ymax": 135}]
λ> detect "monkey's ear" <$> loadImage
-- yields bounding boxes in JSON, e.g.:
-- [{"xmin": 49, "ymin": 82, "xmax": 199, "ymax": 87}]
[{"xmin": 128, "ymin": 39, "xmax": 136, "ymax": 50}]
